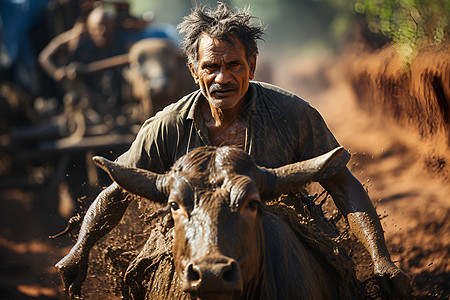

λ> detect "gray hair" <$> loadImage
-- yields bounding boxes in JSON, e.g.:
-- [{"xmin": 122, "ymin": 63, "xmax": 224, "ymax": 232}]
[{"xmin": 177, "ymin": 2, "xmax": 265, "ymax": 67}]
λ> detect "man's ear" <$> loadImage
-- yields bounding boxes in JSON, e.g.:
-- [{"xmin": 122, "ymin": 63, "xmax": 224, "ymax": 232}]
[
  {"xmin": 249, "ymin": 56, "xmax": 257, "ymax": 80},
  {"xmin": 188, "ymin": 63, "xmax": 199, "ymax": 84}
]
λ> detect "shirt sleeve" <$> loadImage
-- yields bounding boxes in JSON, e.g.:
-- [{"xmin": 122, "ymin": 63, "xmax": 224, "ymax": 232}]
[
  {"xmin": 115, "ymin": 115, "xmax": 178, "ymax": 173},
  {"xmin": 297, "ymin": 104, "xmax": 351, "ymax": 181}
]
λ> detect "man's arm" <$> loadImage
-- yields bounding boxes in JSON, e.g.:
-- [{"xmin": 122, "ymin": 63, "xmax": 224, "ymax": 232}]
[
  {"xmin": 55, "ymin": 182, "xmax": 131, "ymax": 299},
  {"xmin": 321, "ymin": 167, "xmax": 411, "ymax": 299},
  {"xmin": 38, "ymin": 23, "xmax": 85, "ymax": 82}
]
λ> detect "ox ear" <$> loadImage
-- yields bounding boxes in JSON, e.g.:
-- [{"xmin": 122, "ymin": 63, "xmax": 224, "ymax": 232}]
[
  {"xmin": 258, "ymin": 147, "xmax": 349, "ymax": 199},
  {"xmin": 92, "ymin": 156, "xmax": 168, "ymax": 204}
]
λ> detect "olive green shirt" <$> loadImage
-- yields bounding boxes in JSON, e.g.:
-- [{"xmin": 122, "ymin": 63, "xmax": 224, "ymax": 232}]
[{"xmin": 117, "ymin": 81, "xmax": 350, "ymax": 178}]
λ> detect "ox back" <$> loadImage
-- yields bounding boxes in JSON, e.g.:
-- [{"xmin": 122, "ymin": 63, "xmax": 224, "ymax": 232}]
[{"xmin": 258, "ymin": 212, "xmax": 339, "ymax": 299}]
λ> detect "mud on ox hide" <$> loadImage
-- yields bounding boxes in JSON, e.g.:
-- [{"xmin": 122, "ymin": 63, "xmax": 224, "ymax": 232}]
[
  {"xmin": 93, "ymin": 146, "xmax": 353, "ymax": 299},
  {"xmin": 124, "ymin": 38, "xmax": 196, "ymax": 121}
]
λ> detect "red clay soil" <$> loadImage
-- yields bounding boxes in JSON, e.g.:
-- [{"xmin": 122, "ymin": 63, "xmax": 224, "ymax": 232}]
[
  {"xmin": 346, "ymin": 43, "xmax": 450, "ymax": 177},
  {"xmin": 0, "ymin": 45, "xmax": 448, "ymax": 299},
  {"xmin": 276, "ymin": 45, "xmax": 449, "ymax": 299}
]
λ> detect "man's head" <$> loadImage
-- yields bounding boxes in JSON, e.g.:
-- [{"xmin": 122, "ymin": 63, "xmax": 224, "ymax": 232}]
[
  {"xmin": 178, "ymin": 3, "xmax": 264, "ymax": 110},
  {"xmin": 86, "ymin": 6, "xmax": 115, "ymax": 48}
]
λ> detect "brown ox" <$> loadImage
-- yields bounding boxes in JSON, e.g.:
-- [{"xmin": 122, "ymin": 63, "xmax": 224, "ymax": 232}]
[
  {"xmin": 124, "ymin": 38, "xmax": 196, "ymax": 121},
  {"xmin": 93, "ymin": 146, "xmax": 355, "ymax": 299}
]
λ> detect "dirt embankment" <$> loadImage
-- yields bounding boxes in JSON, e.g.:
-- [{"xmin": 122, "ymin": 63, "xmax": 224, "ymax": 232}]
[
  {"xmin": 346, "ymin": 44, "xmax": 450, "ymax": 182},
  {"xmin": 276, "ymin": 43, "xmax": 449, "ymax": 299},
  {"xmin": 342, "ymin": 44, "xmax": 450, "ymax": 299}
]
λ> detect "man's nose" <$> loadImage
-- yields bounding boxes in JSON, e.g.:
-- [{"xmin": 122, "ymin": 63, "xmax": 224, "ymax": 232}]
[
  {"xmin": 215, "ymin": 67, "xmax": 231, "ymax": 84},
  {"xmin": 97, "ymin": 24, "xmax": 106, "ymax": 35}
]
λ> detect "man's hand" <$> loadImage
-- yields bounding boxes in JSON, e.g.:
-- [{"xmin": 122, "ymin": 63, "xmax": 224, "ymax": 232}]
[
  {"xmin": 374, "ymin": 259, "xmax": 412, "ymax": 299},
  {"xmin": 54, "ymin": 67, "xmax": 68, "ymax": 82},
  {"xmin": 65, "ymin": 62, "xmax": 87, "ymax": 81},
  {"xmin": 53, "ymin": 63, "xmax": 86, "ymax": 82},
  {"xmin": 55, "ymin": 245, "xmax": 88, "ymax": 299}
]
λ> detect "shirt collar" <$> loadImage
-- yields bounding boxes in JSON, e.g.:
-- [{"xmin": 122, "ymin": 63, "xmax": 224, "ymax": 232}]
[
  {"xmin": 244, "ymin": 81, "xmax": 258, "ymax": 113},
  {"xmin": 186, "ymin": 89, "xmax": 203, "ymax": 121}
]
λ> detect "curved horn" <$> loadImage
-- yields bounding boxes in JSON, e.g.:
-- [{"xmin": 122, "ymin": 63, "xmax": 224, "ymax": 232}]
[
  {"xmin": 258, "ymin": 147, "xmax": 349, "ymax": 198},
  {"xmin": 93, "ymin": 156, "xmax": 168, "ymax": 203}
]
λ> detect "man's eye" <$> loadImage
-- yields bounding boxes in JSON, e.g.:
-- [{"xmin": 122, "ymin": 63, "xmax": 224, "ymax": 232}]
[
  {"xmin": 202, "ymin": 64, "xmax": 216, "ymax": 70},
  {"xmin": 170, "ymin": 201, "xmax": 180, "ymax": 211}
]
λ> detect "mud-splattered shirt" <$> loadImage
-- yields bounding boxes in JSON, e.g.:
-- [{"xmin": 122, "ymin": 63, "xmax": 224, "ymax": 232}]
[{"xmin": 117, "ymin": 81, "xmax": 350, "ymax": 179}]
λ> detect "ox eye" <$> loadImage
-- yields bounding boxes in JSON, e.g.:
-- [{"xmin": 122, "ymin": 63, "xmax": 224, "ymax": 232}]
[
  {"xmin": 246, "ymin": 199, "xmax": 260, "ymax": 211},
  {"xmin": 169, "ymin": 201, "xmax": 180, "ymax": 211}
]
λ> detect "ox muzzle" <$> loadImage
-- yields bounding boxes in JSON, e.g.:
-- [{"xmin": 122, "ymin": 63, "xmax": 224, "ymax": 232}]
[{"xmin": 182, "ymin": 254, "xmax": 243, "ymax": 298}]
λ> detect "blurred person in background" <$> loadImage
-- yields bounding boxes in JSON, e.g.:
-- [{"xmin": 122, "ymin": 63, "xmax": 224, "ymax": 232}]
[{"xmin": 38, "ymin": 2, "xmax": 132, "ymax": 118}]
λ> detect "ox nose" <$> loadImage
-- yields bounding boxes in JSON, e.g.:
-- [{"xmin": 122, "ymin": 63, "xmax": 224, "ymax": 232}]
[
  {"xmin": 148, "ymin": 76, "xmax": 169, "ymax": 95},
  {"xmin": 182, "ymin": 256, "xmax": 243, "ymax": 295}
]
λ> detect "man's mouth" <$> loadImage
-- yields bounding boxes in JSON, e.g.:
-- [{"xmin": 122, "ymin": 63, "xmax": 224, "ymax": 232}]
[
  {"xmin": 212, "ymin": 89, "xmax": 234, "ymax": 97},
  {"xmin": 209, "ymin": 83, "xmax": 237, "ymax": 97}
]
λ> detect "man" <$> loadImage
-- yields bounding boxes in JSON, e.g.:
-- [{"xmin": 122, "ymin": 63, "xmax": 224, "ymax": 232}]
[
  {"xmin": 55, "ymin": 3, "xmax": 411, "ymax": 299},
  {"xmin": 39, "ymin": 5, "xmax": 120, "ymax": 81},
  {"xmin": 38, "ymin": 4, "xmax": 130, "ymax": 116}
]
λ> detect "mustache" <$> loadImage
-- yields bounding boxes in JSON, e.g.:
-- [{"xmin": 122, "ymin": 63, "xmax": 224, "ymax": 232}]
[{"xmin": 209, "ymin": 82, "xmax": 238, "ymax": 93}]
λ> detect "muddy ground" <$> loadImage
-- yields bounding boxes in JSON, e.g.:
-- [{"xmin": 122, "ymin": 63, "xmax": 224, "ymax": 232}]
[{"xmin": 0, "ymin": 50, "xmax": 449, "ymax": 299}]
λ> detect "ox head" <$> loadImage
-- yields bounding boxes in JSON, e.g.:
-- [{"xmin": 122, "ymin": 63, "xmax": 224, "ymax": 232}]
[
  {"xmin": 93, "ymin": 146, "xmax": 344, "ymax": 299},
  {"xmin": 125, "ymin": 38, "xmax": 188, "ymax": 118}
]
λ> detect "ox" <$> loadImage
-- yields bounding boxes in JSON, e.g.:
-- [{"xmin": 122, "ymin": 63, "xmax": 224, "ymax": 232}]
[
  {"xmin": 93, "ymin": 146, "xmax": 358, "ymax": 299},
  {"xmin": 124, "ymin": 38, "xmax": 196, "ymax": 121}
]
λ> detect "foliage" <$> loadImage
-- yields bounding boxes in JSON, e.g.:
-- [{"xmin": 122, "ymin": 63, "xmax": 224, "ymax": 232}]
[{"xmin": 353, "ymin": 0, "xmax": 450, "ymax": 60}]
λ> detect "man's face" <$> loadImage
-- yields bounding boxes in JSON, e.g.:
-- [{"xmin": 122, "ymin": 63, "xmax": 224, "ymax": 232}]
[
  {"xmin": 87, "ymin": 10, "xmax": 114, "ymax": 48},
  {"xmin": 189, "ymin": 35, "xmax": 256, "ymax": 110}
]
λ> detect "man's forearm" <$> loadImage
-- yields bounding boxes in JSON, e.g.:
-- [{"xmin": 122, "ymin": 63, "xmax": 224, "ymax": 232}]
[
  {"xmin": 347, "ymin": 210, "xmax": 393, "ymax": 272},
  {"xmin": 322, "ymin": 167, "xmax": 412, "ymax": 299},
  {"xmin": 340, "ymin": 178, "xmax": 394, "ymax": 270},
  {"xmin": 74, "ymin": 182, "xmax": 131, "ymax": 251},
  {"xmin": 322, "ymin": 168, "xmax": 392, "ymax": 267}
]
